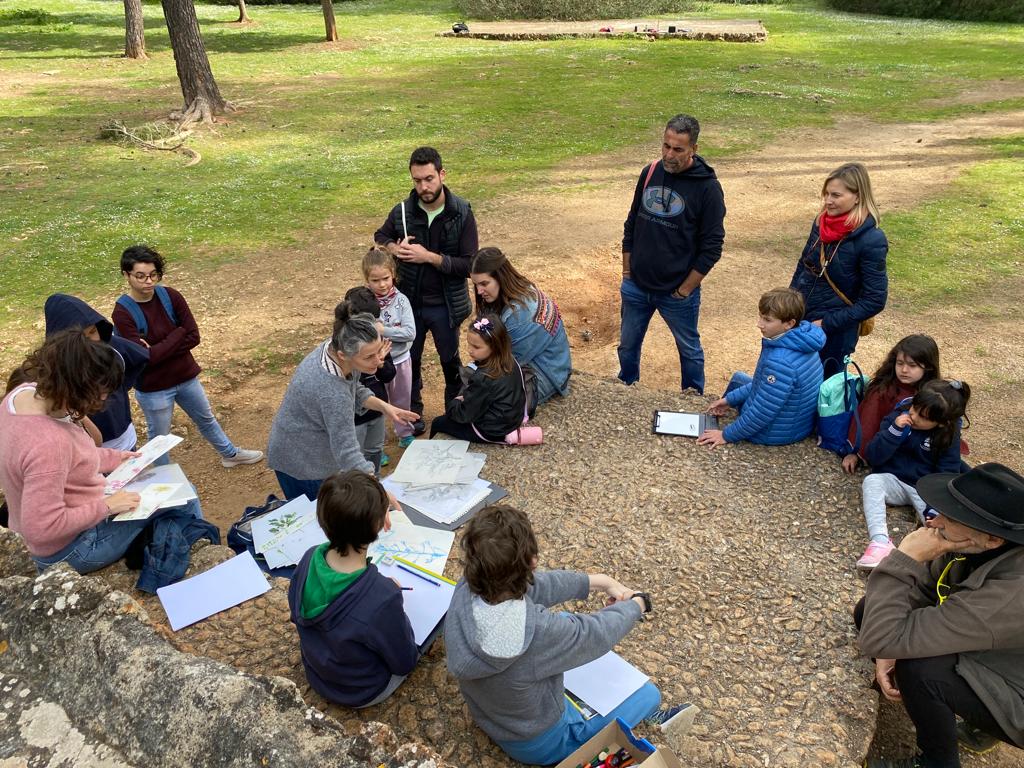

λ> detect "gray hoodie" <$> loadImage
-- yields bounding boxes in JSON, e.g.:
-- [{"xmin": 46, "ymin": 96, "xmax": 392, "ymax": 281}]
[{"xmin": 444, "ymin": 569, "xmax": 643, "ymax": 742}]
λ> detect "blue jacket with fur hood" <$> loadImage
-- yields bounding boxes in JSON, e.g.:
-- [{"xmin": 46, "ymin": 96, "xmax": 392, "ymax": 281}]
[{"xmin": 724, "ymin": 320, "xmax": 826, "ymax": 445}]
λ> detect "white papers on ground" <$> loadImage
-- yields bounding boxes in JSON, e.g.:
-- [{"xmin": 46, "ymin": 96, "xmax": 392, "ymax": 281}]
[
  {"xmin": 250, "ymin": 495, "xmax": 324, "ymax": 570},
  {"xmin": 249, "ymin": 497, "xmax": 455, "ymax": 573},
  {"xmin": 123, "ymin": 463, "xmax": 197, "ymax": 510},
  {"xmin": 564, "ymin": 651, "xmax": 649, "ymax": 717},
  {"xmin": 388, "ymin": 440, "xmax": 471, "ymax": 485},
  {"xmin": 376, "ymin": 559, "xmax": 455, "ymax": 644},
  {"xmin": 104, "ymin": 434, "xmax": 184, "ymax": 495},
  {"xmin": 382, "ymin": 477, "xmax": 492, "ymax": 526},
  {"xmin": 368, "ymin": 508, "xmax": 454, "ymax": 573},
  {"xmin": 157, "ymin": 551, "xmax": 270, "ymax": 631}
]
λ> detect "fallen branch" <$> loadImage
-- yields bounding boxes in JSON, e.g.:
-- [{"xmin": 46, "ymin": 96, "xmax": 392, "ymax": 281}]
[{"xmin": 99, "ymin": 119, "xmax": 202, "ymax": 166}]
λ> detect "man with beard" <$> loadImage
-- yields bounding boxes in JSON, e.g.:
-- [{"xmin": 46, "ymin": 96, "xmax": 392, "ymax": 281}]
[
  {"xmin": 618, "ymin": 114, "xmax": 726, "ymax": 394},
  {"xmin": 375, "ymin": 147, "xmax": 478, "ymax": 436}
]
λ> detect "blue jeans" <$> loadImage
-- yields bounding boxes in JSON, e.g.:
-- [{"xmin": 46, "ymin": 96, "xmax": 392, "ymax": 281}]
[
  {"xmin": 135, "ymin": 377, "xmax": 236, "ymax": 465},
  {"xmin": 725, "ymin": 371, "xmax": 752, "ymax": 401},
  {"xmin": 496, "ymin": 681, "xmax": 661, "ymax": 765},
  {"xmin": 275, "ymin": 471, "xmax": 324, "ymax": 502},
  {"xmin": 617, "ymin": 279, "xmax": 705, "ymax": 393},
  {"xmin": 31, "ymin": 498, "xmax": 203, "ymax": 574}
]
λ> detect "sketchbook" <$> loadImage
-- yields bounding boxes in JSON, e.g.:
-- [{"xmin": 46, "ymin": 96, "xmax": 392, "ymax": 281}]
[
  {"xmin": 652, "ymin": 410, "xmax": 718, "ymax": 438},
  {"xmin": 123, "ymin": 463, "xmax": 197, "ymax": 511},
  {"xmin": 104, "ymin": 434, "xmax": 184, "ymax": 495},
  {"xmin": 390, "ymin": 481, "xmax": 509, "ymax": 532},
  {"xmin": 565, "ymin": 651, "xmax": 649, "ymax": 717}
]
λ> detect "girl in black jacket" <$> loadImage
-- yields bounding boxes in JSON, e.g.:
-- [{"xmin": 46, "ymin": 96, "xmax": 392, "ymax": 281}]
[{"xmin": 430, "ymin": 314, "xmax": 525, "ymax": 443}]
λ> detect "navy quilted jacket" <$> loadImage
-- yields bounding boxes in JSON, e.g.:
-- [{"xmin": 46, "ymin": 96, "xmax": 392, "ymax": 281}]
[
  {"xmin": 790, "ymin": 215, "xmax": 888, "ymax": 335},
  {"xmin": 724, "ymin": 321, "xmax": 826, "ymax": 445}
]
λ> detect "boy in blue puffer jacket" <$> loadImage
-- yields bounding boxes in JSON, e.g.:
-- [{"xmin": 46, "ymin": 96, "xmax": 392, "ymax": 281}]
[{"xmin": 698, "ymin": 288, "xmax": 825, "ymax": 448}]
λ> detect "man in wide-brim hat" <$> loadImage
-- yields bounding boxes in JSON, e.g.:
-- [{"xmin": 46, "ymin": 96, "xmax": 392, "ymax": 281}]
[{"xmin": 856, "ymin": 462, "xmax": 1024, "ymax": 768}]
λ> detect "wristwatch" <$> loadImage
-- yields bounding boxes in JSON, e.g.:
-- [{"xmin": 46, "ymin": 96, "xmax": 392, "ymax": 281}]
[{"xmin": 630, "ymin": 592, "xmax": 653, "ymax": 616}]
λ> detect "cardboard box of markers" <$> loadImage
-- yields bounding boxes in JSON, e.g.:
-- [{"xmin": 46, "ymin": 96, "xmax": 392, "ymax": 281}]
[{"xmin": 555, "ymin": 719, "xmax": 683, "ymax": 768}]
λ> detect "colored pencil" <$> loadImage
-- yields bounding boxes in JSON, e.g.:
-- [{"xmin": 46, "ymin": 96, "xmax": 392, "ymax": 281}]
[
  {"xmin": 396, "ymin": 562, "xmax": 440, "ymax": 587},
  {"xmin": 393, "ymin": 556, "xmax": 456, "ymax": 585}
]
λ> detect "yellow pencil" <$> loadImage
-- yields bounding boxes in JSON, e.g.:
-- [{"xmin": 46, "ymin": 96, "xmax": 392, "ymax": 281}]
[{"xmin": 393, "ymin": 556, "xmax": 456, "ymax": 585}]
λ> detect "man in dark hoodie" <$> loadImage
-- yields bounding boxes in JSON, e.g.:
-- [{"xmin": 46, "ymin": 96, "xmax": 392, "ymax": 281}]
[
  {"xmin": 44, "ymin": 293, "xmax": 149, "ymax": 450},
  {"xmin": 618, "ymin": 113, "xmax": 726, "ymax": 394}
]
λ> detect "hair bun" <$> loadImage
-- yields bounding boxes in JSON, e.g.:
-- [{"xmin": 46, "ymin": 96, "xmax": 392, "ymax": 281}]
[{"xmin": 334, "ymin": 300, "xmax": 352, "ymax": 324}]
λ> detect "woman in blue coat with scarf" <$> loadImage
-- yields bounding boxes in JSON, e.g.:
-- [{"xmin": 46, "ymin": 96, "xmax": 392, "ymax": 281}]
[
  {"xmin": 470, "ymin": 247, "xmax": 571, "ymax": 406},
  {"xmin": 790, "ymin": 162, "xmax": 888, "ymax": 379}
]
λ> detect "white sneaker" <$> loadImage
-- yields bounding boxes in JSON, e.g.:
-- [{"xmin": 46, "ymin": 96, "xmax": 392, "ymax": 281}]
[{"xmin": 221, "ymin": 448, "xmax": 264, "ymax": 468}]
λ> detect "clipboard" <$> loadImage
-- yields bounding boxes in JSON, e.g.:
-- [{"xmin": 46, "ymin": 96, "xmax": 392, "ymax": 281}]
[{"xmin": 652, "ymin": 410, "xmax": 718, "ymax": 438}]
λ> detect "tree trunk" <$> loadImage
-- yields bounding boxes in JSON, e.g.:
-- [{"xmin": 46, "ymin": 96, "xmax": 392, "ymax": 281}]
[
  {"xmin": 320, "ymin": 0, "xmax": 338, "ymax": 41},
  {"xmin": 123, "ymin": 0, "xmax": 147, "ymax": 59},
  {"xmin": 160, "ymin": 0, "xmax": 229, "ymax": 125},
  {"xmin": 236, "ymin": 0, "xmax": 252, "ymax": 24}
]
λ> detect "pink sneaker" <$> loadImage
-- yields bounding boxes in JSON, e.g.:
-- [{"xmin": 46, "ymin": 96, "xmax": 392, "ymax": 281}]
[{"xmin": 857, "ymin": 540, "xmax": 895, "ymax": 571}]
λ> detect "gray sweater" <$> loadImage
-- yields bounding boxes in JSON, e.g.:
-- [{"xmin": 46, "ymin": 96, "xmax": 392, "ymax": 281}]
[
  {"xmin": 267, "ymin": 342, "xmax": 374, "ymax": 480},
  {"xmin": 444, "ymin": 569, "xmax": 643, "ymax": 742}
]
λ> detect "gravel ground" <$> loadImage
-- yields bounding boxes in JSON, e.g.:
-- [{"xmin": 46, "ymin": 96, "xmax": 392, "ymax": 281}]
[{"xmin": 91, "ymin": 373, "xmax": 1023, "ymax": 767}]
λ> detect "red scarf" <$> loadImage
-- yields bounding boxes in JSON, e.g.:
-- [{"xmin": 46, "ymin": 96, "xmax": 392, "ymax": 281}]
[
  {"xmin": 376, "ymin": 286, "xmax": 397, "ymax": 308},
  {"xmin": 818, "ymin": 212, "xmax": 856, "ymax": 243}
]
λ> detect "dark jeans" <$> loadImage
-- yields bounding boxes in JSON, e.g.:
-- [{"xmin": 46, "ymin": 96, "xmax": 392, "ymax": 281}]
[
  {"xmin": 429, "ymin": 414, "xmax": 504, "ymax": 444},
  {"xmin": 854, "ymin": 598, "xmax": 1014, "ymax": 767},
  {"xmin": 410, "ymin": 303, "xmax": 462, "ymax": 415},
  {"xmin": 275, "ymin": 471, "xmax": 324, "ymax": 502}
]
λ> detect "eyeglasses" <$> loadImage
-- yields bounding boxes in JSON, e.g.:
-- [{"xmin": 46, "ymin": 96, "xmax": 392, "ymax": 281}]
[
  {"xmin": 936, "ymin": 555, "xmax": 966, "ymax": 605},
  {"xmin": 130, "ymin": 272, "xmax": 161, "ymax": 283}
]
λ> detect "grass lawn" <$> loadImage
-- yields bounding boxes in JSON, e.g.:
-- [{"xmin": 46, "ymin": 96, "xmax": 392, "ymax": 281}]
[{"xmin": 1, "ymin": 0, "xmax": 1023, "ymax": 320}]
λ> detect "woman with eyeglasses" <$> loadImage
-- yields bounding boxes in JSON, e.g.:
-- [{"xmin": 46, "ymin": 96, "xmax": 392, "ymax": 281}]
[
  {"xmin": 112, "ymin": 245, "xmax": 264, "ymax": 469},
  {"xmin": 789, "ymin": 163, "xmax": 888, "ymax": 378},
  {"xmin": 267, "ymin": 300, "xmax": 418, "ymax": 500},
  {"xmin": 470, "ymin": 248, "xmax": 571, "ymax": 407}
]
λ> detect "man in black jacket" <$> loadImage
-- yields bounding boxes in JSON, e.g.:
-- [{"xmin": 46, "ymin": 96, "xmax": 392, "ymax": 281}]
[
  {"xmin": 375, "ymin": 147, "xmax": 479, "ymax": 435},
  {"xmin": 619, "ymin": 114, "xmax": 726, "ymax": 394}
]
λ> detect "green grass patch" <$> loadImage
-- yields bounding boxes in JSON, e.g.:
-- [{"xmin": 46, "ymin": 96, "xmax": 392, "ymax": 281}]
[
  {"xmin": 1, "ymin": 0, "xmax": 1023, "ymax": 324},
  {"xmin": 886, "ymin": 136, "xmax": 1024, "ymax": 306}
]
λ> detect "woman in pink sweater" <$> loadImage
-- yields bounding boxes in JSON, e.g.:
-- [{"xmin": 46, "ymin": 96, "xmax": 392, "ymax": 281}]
[{"xmin": 1, "ymin": 331, "xmax": 150, "ymax": 572}]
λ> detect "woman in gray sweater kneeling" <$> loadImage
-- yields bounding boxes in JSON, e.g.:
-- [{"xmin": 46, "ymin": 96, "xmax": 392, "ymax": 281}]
[{"xmin": 267, "ymin": 300, "xmax": 417, "ymax": 500}]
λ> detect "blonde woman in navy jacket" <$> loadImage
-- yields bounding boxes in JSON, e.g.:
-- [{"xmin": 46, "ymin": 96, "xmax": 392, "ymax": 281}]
[{"xmin": 790, "ymin": 163, "xmax": 888, "ymax": 378}]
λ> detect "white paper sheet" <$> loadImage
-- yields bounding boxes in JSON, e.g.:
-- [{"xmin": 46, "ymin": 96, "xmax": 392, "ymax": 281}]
[
  {"xmin": 123, "ymin": 464, "xmax": 197, "ymax": 510},
  {"xmin": 382, "ymin": 477, "xmax": 492, "ymax": 525},
  {"xmin": 564, "ymin": 651, "xmax": 649, "ymax": 717},
  {"xmin": 368, "ymin": 515, "xmax": 455, "ymax": 574},
  {"xmin": 113, "ymin": 483, "xmax": 184, "ymax": 522},
  {"xmin": 250, "ymin": 496, "xmax": 323, "ymax": 570},
  {"xmin": 104, "ymin": 434, "xmax": 184, "ymax": 494},
  {"xmin": 157, "ymin": 552, "xmax": 270, "ymax": 631},
  {"xmin": 654, "ymin": 411, "xmax": 702, "ymax": 437},
  {"xmin": 389, "ymin": 440, "xmax": 469, "ymax": 485},
  {"xmin": 376, "ymin": 560, "xmax": 455, "ymax": 644},
  {"xmin": 454, "ymin": 452, "xmax": 486, "ymax": 484}
]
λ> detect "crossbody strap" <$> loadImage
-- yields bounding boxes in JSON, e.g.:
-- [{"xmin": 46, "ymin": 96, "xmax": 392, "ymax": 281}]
[
  {"xmin": 818, "ymin": 240, "xmax": 854, "ymax": 307},
  {"xmin": 642, "ymin": 160, "xmax": 659, "ymax": 191}
]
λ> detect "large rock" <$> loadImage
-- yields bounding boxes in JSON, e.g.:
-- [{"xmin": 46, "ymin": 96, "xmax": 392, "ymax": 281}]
[{"xmin": 0, "ymin": 563, "xmax": 449, "ymax": 768}]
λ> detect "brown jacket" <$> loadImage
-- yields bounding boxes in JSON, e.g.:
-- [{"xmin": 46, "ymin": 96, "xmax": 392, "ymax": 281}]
[{"xmin": 859, "ymin": 546, "xmax": 1024, "ymax": 746}]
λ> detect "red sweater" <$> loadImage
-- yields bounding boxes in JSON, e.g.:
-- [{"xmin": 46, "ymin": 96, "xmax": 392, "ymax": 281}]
[
  {"xmin": 849, "ymin": 381, "xmax": 917, "ymax": 458},
  {"xmin": 0, "ymin": 386, "xmax": 123, "ymax": 556},
  {"xmin": 111, "ymin": 286, "xmax": 202, "ymax": 392}
]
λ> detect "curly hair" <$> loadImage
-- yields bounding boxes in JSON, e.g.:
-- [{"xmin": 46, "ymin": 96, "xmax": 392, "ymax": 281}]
[
  {"xmin": 461, "ymin": 505, "xmax": 538, "ymax": 604},
  {"xmin": 21, "ymin": 329, "xmax": 123, "ymax": 418}
]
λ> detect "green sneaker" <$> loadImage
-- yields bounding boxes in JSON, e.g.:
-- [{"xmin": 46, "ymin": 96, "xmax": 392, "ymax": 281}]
[{"xmin": 380, "ymin": 453, "xmax": 390, "ymax": 468}]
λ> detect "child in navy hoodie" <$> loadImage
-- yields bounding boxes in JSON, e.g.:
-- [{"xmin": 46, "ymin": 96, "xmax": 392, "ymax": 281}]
[
  {"xmin": 856, "ymin": 379, "xmax": 970, "ymax": 571},
  {"xmin": 698, "ymin": 288, "xmax": 824, "ymax": 448},
  {"xmin": 287, "ymin": 471, "xmax": 419, "ymax": 707}
]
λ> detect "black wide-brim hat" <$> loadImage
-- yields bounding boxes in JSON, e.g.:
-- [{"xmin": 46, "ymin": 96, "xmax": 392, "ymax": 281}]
[{"xmin": 918, "ymin": 463, "xmax": 1024, "ymax": 546}]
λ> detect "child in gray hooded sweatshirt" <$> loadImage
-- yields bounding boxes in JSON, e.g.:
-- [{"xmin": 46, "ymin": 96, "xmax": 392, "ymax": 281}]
[{"xmin": 444, "ymin": 505, "xmax": 685, "ymax": 765}]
